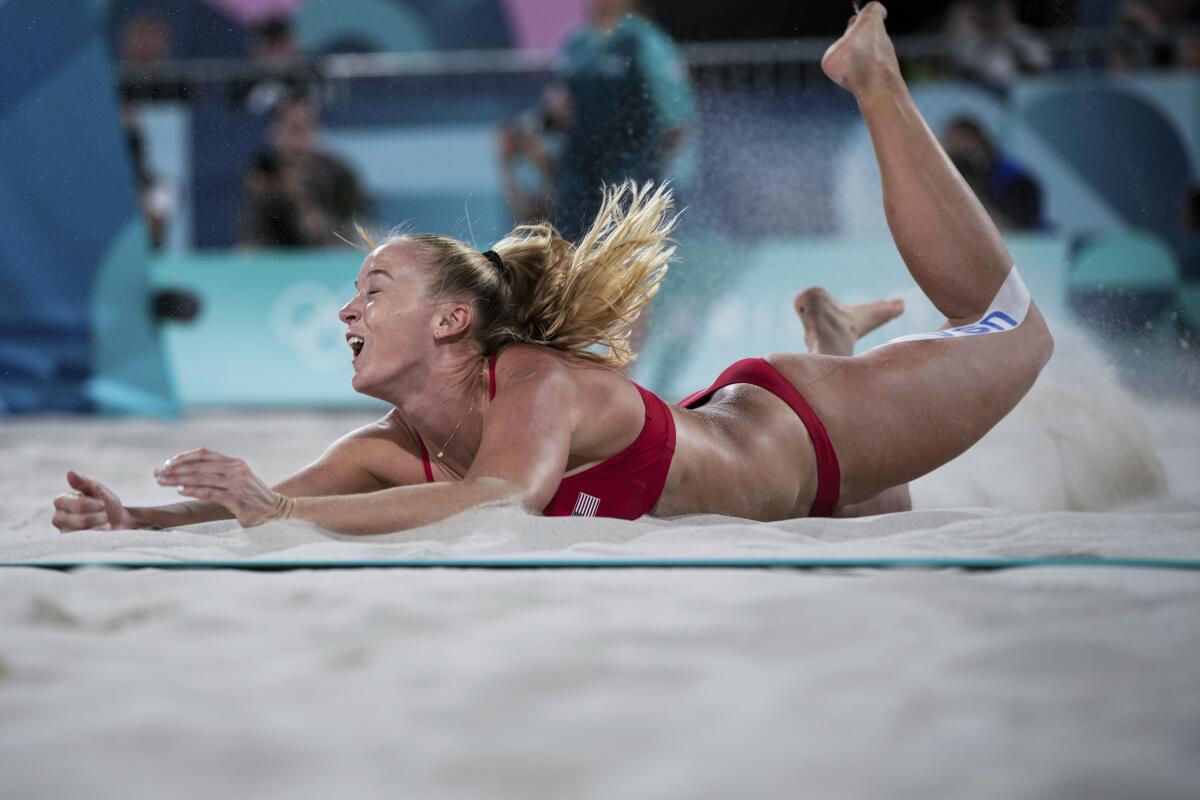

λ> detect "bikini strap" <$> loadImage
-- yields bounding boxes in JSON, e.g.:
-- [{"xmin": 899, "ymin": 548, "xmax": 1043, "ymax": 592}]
[
  {"xmin": 414, "ymin": 432, "xmax": 434, "ymax": 483},
  {"xmin": 487, "ymin": 353, "xmax": 498, "ymax": 400}
]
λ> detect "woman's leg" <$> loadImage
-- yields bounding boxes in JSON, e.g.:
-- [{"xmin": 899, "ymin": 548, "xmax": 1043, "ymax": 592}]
[
  {"xmin": 768, "ymin": 3, "xmax": 1053, "ymax": 506},
  {"xmin": 794, "ymin": 287, "xmax": 913, "ymax": 516},
  {"xmin": 821, "ymin": 2, "xmax": 1012, "ymax": 325}
]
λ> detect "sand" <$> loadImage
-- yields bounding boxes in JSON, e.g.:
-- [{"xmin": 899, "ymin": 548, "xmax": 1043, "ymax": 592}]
[{"xmin": 2, "ymin": 334, "xmax": 1199, "ymax": 799}]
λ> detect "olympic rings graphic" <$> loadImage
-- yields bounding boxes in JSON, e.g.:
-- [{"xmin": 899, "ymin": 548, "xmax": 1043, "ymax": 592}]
[{"xmin": 269, "ymin": 281, "xmax": 355, "ymax": 374}]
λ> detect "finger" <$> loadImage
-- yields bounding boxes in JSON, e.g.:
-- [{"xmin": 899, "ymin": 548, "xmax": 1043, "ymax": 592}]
[
  {"xmin": 66, "ymin": 471, "xmax": 111, "ymax": 500},
  {"xmin": 53, "ymin": 494, "xmax": 106, "ymax": 513},
  {"xmin": 159, "ymin": 448, "xmax": 236, "ymax": 471},
  {"xmin": 156, "ymin": 456, "xmax": 238, "ymax": 479},
  {"xmin": 156, "ymin": 464, "xmax": 236, "ymax": 483},
  {"xmin": 52, "ymin": 491, "xmax": 80, "ymax": 509},
  {"xmin": 53, "ymin": 510, "xmax": 81, "ymax": 530},
  {"xmin": 53, "ymin": 511, "xmax": 110, "ymax": 531},
  {"xmin": 167, "ymin": 472, "xmax": 235, "ymax": 491},
  {"xmin": 178, "ymin": 486, "xmax": 231, "ymax": 504},
  {"xmin": 66, "ymin": 470, "xmax": 95, "ymax": 493},
  {"xmin": 157, "ymin": 471, "xmax": 233, "ymax": 490},
  {"xmin": 175, "ymin": 475, "xmax": 235, "ymax": 492},
  {"xmin": 82, "ymin": 512, "xmax": 112, "ymax": 530}
]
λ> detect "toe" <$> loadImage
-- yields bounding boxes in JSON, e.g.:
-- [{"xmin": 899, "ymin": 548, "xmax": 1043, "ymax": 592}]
[{"xmin": 852, "ymin": 298, "xmax": 905, "ymax": 337}]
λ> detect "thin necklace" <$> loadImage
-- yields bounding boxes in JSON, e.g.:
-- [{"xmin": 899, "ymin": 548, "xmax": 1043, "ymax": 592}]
[
  {"xmin": 435, "ymin": 396, "xmax": 474, "ymax": 459},
  {"xmin": 434, "ymin": 362, "xmax": 485, "ymax": 460}
]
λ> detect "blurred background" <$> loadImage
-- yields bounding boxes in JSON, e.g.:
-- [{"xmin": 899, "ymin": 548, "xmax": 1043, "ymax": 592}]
[{"xmin": 2, "ymin": 0, "xmax": 1198, "ymax": 415}]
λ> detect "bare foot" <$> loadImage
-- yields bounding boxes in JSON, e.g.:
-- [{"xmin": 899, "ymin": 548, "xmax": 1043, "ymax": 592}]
[
  {"xmin": 794, "ymin": 287, "xmax": 904, "ymax": 356},
  {"xmin": 820, "ymin": 2, "xmax": 901, "ymax": 98}
]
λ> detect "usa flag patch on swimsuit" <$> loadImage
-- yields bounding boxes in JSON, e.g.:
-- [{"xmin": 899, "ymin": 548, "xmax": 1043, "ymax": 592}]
[{"xmin": 571, "ymin": 492, "xmax": 600, "ymax": 517}]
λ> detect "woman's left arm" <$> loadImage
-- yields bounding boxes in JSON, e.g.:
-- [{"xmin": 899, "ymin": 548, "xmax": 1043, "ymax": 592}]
[{"xmin": 162, "ymin": 368, "xmax": 578, "ymax": 535}]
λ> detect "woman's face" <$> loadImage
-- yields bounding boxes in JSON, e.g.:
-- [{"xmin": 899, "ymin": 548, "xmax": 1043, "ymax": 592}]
[{"xmin": 339, "ymin": 243, "xmax": 436, "ymax": 397}]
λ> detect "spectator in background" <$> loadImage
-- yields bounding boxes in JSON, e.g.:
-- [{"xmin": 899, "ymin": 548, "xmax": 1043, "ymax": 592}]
[
  {"xmin": 553, "ymin": 0, "xmax": 694, "ymax": 242},
  {"xmin": 115, "ymin": 14, "xmax": 176, "ymax": 246},
  {"xmin": 1108, "ymin": 36, "xmax": 1143, "ymax": 71},
  {"xmin": 238, "ymin": 94, "xmax": 366, "ymax": 249},
  {"xmin": 1179, "ymin": 33, "xmax": 1200, "ymax": 67},
  {"xmin": 254, "ymin": 16, "xmax": 301, "ymax": 63},
  {"xmin": 497, "ymin": 85, "xmax": 568, "ymax": 225},
  {"xmin": 943, "ymin": 116, "xmax": 1044, "ymax": 231},
  {"xmin": 239, "ymin": 16, "xmax": 319, "ymax": 116},
  {"xmin": 120, "ymin": 97, "xmax": 174, "ymax": 250},
  {"xmin": 116, "ymin": 11, "xmax": 186, "ymax": 102},
  {"xmin": 944, "ymin": 0, "xmax": 1050, "ymax": 91},
  {"xmin": 118, "ymin": 13, "xmax": 172, "ymax": 64},
  {"xmin": 1115, "ymin": 0, "xmax": 1200, "ymax": 68}
]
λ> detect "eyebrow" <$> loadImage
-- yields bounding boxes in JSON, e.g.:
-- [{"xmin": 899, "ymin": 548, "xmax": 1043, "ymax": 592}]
[{"xmin": 354, "ymin": 269, "xmax": 394, "ymax": 289}]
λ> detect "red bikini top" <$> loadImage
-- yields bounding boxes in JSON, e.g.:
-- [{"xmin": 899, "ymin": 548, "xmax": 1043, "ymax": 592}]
[{"xmin": 414, "ymin": 353, "xmax": 677, "ymax": 519}]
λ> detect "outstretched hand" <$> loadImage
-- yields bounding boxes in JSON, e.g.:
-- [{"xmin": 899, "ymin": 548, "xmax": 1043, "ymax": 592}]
[
  {"xmin": 155, "ymin": 448, "xmax": 292, "ymax": 528},
  {"xmin": 52, "ymin": 471, "xmax": 135, "ymax": 533}
]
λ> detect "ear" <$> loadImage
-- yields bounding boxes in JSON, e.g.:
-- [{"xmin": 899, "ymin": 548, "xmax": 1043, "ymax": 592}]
[{"xmin": 432, "ymin": 299, "xmax": 474, "ymax": 342}]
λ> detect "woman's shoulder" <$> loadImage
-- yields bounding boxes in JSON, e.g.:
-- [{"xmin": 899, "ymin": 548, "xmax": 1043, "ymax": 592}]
[
  {"xmin": 298, "ymin": 410, "xmax": 427, "ymax": 488},
  {"xmin": 344, "ymin": 409, "xmax": 423, "ymax": 455},
  {"xmin": 486, "ymin": 347, "xmax": 644, "ymax": 449}
]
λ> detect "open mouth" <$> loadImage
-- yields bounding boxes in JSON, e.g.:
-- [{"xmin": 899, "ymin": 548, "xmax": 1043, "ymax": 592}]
[{"xmin": 347, "ymin": 335, "xmax": 365, "ymax": 359}]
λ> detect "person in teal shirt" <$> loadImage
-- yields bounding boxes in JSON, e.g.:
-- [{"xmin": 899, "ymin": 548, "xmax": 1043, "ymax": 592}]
[{"xmin": 554, "ymin": 0, "xmax": 694, "ymax": 241}]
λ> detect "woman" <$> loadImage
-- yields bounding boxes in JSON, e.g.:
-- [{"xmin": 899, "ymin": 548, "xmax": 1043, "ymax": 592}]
[
  {"xmin": 52, "ymin": 4, "xmax": 1052, "ymax": 535},
  {"xmin": 552, "ymin": 0, "xmax": 693, "ymax": 241}
]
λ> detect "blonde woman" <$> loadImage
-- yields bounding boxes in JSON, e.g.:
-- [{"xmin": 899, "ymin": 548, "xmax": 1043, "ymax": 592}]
[{"xmin": 52, "ymin": 4, "xmax": 1052, "ymax": 535}]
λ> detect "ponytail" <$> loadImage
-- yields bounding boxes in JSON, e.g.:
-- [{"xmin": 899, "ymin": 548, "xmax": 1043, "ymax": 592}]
[
  {"xmin": 354, "ymin": 181, "xmax": 678, "ymax": 368},
  {"xmin": 490, "ymin": 181, "xmax": 678, "ymax": 367}
]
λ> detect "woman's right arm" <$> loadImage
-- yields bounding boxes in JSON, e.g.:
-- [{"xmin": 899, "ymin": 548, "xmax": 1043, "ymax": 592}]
[{"xmin": 53, "ymin": 419, "xmax": 423, "ymax": 532}]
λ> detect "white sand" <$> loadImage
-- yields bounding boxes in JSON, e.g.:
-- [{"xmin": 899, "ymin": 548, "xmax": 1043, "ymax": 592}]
[{"xmin": 2, "ymin": 336, "xmax": 1199, "ymax": 799}]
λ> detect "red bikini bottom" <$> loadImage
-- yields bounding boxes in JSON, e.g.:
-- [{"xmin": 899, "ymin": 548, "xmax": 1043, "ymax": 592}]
[{"xmin": 678, "ymin": 358, "xmax": 842, "ymax": 517}]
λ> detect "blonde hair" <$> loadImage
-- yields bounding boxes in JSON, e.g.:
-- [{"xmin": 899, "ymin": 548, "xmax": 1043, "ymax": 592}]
[{"xmin": 356, "ymin": 181, "xmax": 678, "ymax": 368}]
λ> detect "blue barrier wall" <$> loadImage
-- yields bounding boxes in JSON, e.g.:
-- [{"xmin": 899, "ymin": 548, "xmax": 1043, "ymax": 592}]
[
  {"xmin": 0, "ymin": 0, "xmax": 175, "ymax": 415},
  {"xmin": 154, "ymin": 250, "xmax": 382, "ymax": 409}
]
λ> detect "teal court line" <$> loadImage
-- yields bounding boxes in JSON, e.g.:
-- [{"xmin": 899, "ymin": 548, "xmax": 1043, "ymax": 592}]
[{"xmin": 2, "ymin": 556, "xmax": 1200, "ymax": 572}]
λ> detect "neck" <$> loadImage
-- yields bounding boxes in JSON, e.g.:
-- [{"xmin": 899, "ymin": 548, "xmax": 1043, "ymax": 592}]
[{"xmin": 386, "ymin": 347, "xmax": 488, "ymax": 466}]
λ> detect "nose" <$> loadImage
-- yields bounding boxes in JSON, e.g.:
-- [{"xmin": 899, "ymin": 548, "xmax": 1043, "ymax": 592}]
[{"xmin": 339, "ymin": 296, "xmax": 359, "ymax": 324}]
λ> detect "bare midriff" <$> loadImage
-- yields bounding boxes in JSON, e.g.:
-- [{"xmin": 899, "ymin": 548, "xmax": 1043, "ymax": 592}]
[{"xmin": 654, "ymin": 385, "xmax": 820, "ymax": 521}]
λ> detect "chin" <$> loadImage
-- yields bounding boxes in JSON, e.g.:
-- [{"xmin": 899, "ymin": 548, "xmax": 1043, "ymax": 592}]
[{"xmin": 351, "ymin": 370, "xmax": 392, "ymax": 403}]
